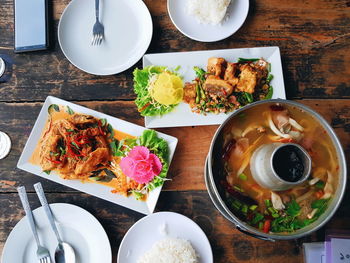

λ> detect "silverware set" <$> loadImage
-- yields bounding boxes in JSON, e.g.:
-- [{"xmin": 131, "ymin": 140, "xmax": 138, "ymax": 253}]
[{"xmin": 17, "ymin": 183, "xmax": 76, "ymax": 263}]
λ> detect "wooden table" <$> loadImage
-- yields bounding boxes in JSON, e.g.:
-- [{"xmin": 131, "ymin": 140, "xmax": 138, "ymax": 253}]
[{"xmin": 1, "ymin": 0, "xmax": 349, "ymax": 262}]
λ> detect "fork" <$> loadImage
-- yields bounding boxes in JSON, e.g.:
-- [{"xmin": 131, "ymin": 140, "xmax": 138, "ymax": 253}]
[
  {"xmin": 17, "ymin": 186, "xmax": 52, "ymax": 263},
  {"xmin": 91, "ymin": 0, "xmax": 104, "ymax": 45}
]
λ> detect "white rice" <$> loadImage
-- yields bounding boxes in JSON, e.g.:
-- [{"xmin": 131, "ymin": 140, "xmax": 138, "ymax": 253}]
[
  {"xmin": 186, "ymin": 0, "xmax": 231, "ymax": 25},
  {"xmin": 137, "ymin": 238, "xmax": 198, "ymax": 263}
]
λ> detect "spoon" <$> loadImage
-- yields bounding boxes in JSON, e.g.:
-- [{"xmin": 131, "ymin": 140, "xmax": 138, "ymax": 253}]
[{"xmin": 34, "ymin": 182, "xmax": 76, "ymax": 263}]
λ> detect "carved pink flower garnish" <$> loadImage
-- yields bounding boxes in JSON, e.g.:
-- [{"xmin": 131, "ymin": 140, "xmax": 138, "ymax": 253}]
[{"xmin": 120, "ymin": 146, "xmax": 162, "ymax": 184}]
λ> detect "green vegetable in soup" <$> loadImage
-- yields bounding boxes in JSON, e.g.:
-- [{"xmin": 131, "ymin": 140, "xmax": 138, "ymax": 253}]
[
  {"xmin": 270, "ymin": 199, "xmax": 331, "ymax": 233},
  {"xmin": 239, "ymin": 173, "xmax": 247, "ymax": 181},
  {"xmin": 265, "ymin": 199, "xmax": 272, "ymax": 207},
  {"xmin": 315, "ymin": 180, "xmax": 325, "ymax": 189},
  {"xmin": 286, "ymin": 200, "xmax": 301, "ymax": 217},
  {"xmin": 251, "ymin": 213, "xmax": 264, "ymax": 225}
]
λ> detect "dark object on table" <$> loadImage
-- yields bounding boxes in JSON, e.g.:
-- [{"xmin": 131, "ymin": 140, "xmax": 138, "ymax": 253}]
[{"xmin": 14, "ymin": 0, "xmax": 49, "ymax": 52}]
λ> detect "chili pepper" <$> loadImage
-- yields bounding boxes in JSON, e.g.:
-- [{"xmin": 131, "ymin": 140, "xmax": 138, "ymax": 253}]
[
  {"xmin": 221, "ymin": 180, "xmax": 257, "ymax": 206},
  {"xmin": 46, "ymin": 157, "xmax": 61, "ymax": 164},
  {"xmin": 222, "ymin": 89, "xmax": 227, "ymax": 96},
  {"xmin": 315, "ymin": 190, "xmax": 324, "ymax": 199},
  {"xmin": 278, "ymin": 138, "xmax": 294, "ymax": 143},
  {"xmin": 65, "ymin": 139, "xmax": 82, "ymax": 158},
  {"xmin": 138, "ymin": 102, "xmax": 151, "ymax": 113},
  {"xmin": 75, "ymin": 135, "xmax": 91, "ymax": 145},
  {"xmin": 246, "ymin": 212, "xmax": 254, "ymax": 221},
  {"xmin": 43, "ymin": 119, "xmax": 53, "ymax": 138},
  {"xmin": 263, "ymin": 219, "xmax": 271, "ymax": 233},
  {"xmin": 222, "ymin": 139, "xmax": 236, "ymax": 161}
]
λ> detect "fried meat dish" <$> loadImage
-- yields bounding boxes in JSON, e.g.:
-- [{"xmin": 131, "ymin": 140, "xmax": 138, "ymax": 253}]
[{"xmin": 184, "ymin": 57, "xmax": 271, "ymax": 114}]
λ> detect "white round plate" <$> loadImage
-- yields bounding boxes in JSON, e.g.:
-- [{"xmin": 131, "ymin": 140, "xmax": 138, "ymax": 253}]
[
  {"xmin": 167, "ymin": 0, "xmax": 249, "ymax": 42},
  {"xmin": 58, "ymin": 0, "xmax": 153, "ymax": 75},
  {"xmin": 1, "ymin": 203, "xmax": 112, "ymax": 263},
  {"xmin": 118, "ymin": 212, "xmax": 213, "ymax": 263}
]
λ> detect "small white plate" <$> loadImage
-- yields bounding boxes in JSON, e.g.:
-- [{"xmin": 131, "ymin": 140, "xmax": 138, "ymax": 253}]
[
  {"xmin": 118, "ymin": 212, "xmax": 213, "ymax": 263},
  {"xmin": 143, "ymin": 46, "xmax": 286, "ymax": 128},
  {"xmin": 167, "ymin": 0, "xmax": 249, "ymax": 42},
  {"xmin": 58, "ymin": 0, "xmax": 153, "ymax": 75},
  {"xmin": 17, "ymin": 96, "xmax": 178, "ymax": 215},
  {"xmin": 1, "ymin": 203, "xmax": 112, "ymax": 263}
]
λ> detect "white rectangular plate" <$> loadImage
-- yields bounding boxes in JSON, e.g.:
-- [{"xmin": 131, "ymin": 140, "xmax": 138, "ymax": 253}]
[
  {"xmin": 17, "ymin": 96, "xmax": 178, "ymax": 215},
  {"xmin": 143, "ymin": 46, "xmax": 286, "ymax": 128}
]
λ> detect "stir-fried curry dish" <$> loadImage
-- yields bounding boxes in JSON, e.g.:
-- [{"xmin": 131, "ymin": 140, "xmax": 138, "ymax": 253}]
[
  {"xmin": 184, "ymin": 57, "xmax": 273, "ymax": 114},
  {"xmin": 31, "ymin": 104, "xmax": 170, "ymax": 200},
  {"xmin": 39, "ymin": 114, "xmax": 110, "ymax": 179}
]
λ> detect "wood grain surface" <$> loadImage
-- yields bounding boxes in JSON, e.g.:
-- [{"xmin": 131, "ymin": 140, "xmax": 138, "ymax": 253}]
[{"xmin": 0, "ymin": 0, "xmax": 349, "ymax": 262}]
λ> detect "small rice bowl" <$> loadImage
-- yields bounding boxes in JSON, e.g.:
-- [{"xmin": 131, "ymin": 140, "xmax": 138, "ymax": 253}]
[
  {"xmin": 186, "ymin": 0, "xmax": 231, "ymax": 25},
  {"xmin": 137, "ymin": 237, "xmax": 198, "ymax": 263}
]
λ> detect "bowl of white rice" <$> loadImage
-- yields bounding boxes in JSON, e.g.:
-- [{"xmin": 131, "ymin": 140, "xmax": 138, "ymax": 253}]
[
  {"xmin": 138, "ymin": 238, "xmax": 198, "ymax": 263},
  {"xmin": 117, "ymin": 212, "xmax": 213, "ymax": 263},
  {"xmin": 167, "ymin": 0, "xmax": 249, "ymax": 42}
]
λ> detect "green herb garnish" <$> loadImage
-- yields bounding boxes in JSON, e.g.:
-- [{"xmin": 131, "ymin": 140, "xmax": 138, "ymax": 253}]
[
  {"xmin": 100, "ymin": 118, "xmax": 107, "ymax": 127},
  {"xmin": 66, "ymin": 106, "xmax": 74, "ymax": 115},
  {"xmin": 243, "ymin": 92, "xmax": 253, "ymax": 103},
  {"xmin": 89, "ymin": 169, "xmax": 116, "ymax": 182},
  {"xmin": 48, "ymin": 104, "xmax": 60, "ymax": 114},
  {"xmin": 237, "ymin": 58, "xmax": 260, "ymax": 63},
  {"xmin": 130, "ymin": 190, "xmax": 145, "ymax": 200},
  {"xmin": 109, "ymin": 140, "xmax": 119, "ymax": 157},
  {"xmin": 266, "ymin": 74, "xmax": 274, "ymax": 83},
  {"xmin": 193, "ymin": 66, "xmax": 207, "ymax": 82},
  {"xmin": 265, "ymin": 86, "xmax": 273, "ymax": 100},
  {"xmin": 71, "ymin": 142, "xmax": 80, "ymax": 150}
]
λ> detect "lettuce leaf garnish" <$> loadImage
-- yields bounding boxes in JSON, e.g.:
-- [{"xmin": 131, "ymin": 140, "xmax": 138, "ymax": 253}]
[
  {"xmin": 133, "ymin": 66, "xmax": 178, "ymax": 116},
  {"xmin": 116, "ymin": 130, "xmax": 170, "ymax": 195}
]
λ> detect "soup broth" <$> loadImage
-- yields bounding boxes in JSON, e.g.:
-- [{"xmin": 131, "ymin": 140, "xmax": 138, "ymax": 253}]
[{"xmin": 220, "ymin": 103, "xmax": 338, "ymax": 233}]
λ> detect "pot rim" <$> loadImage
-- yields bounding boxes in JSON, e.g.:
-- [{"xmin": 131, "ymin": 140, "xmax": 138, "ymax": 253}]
[{"xmin": 207, "ymin": 99, "xmax": 347, "ymax": 240}]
